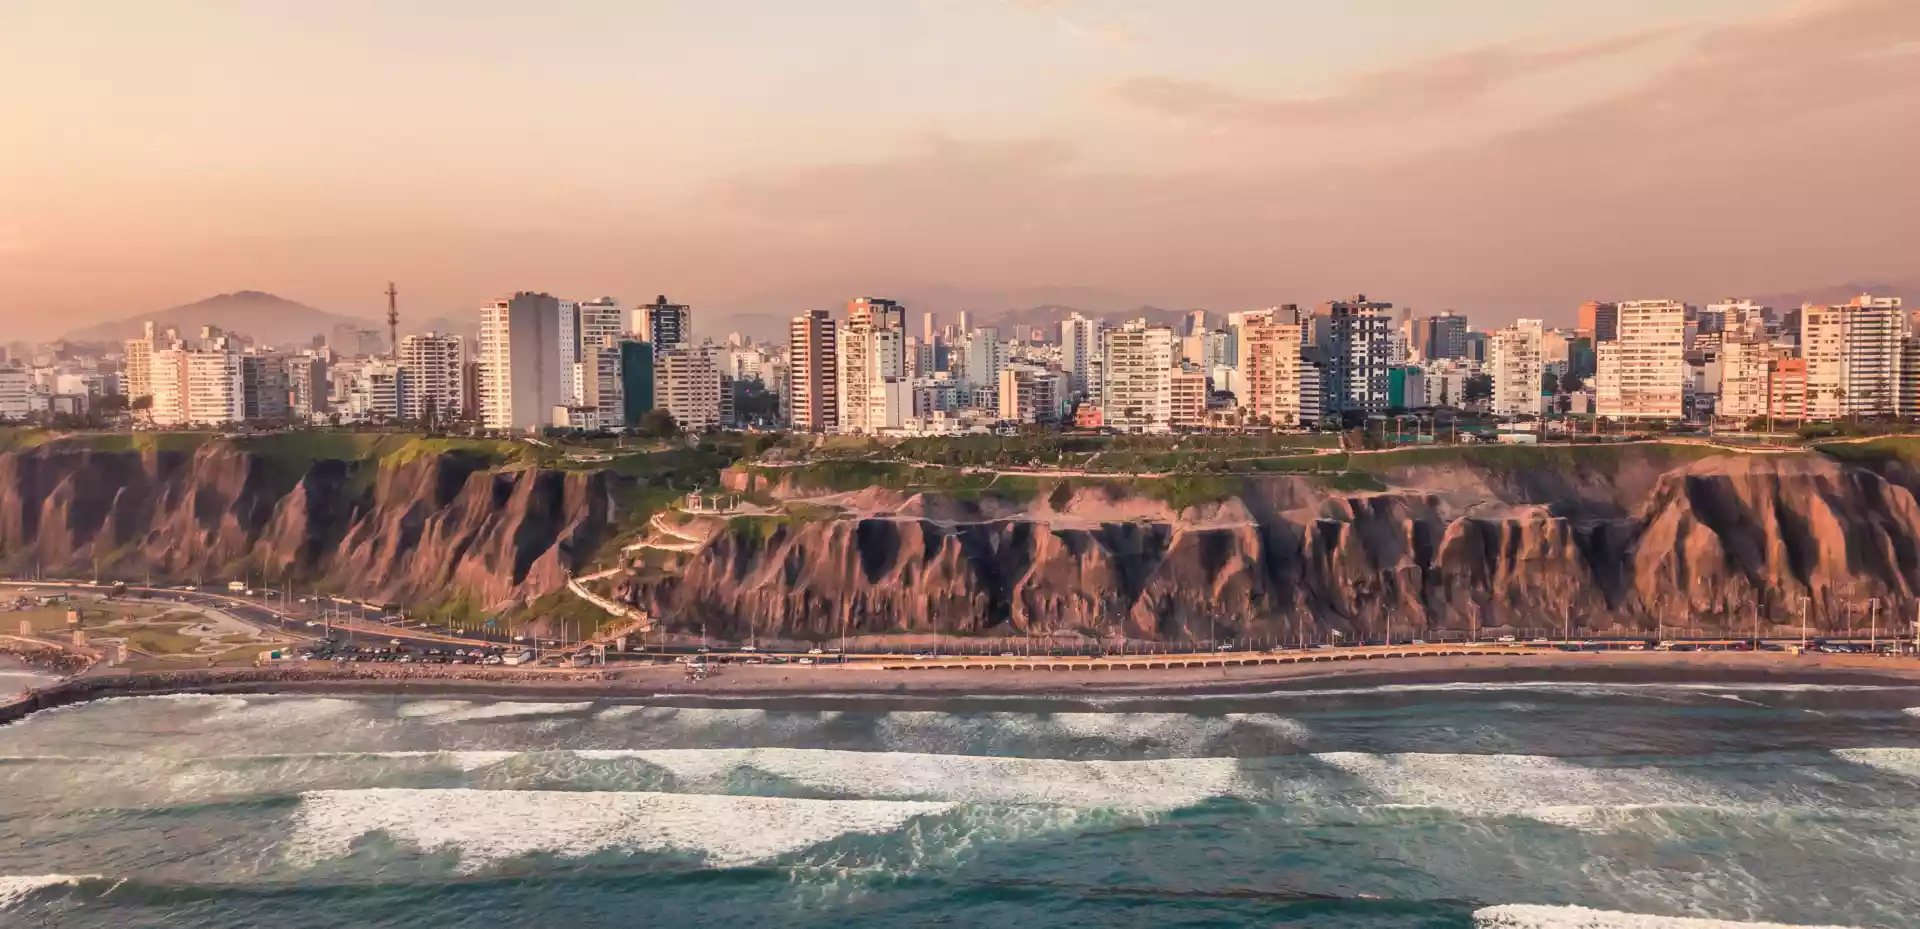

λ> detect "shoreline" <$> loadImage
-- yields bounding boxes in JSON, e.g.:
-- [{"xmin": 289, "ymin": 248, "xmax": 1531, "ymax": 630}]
[{"xmin": 7, "ymin": 652, "xmax": 1920, "ymax": 721}]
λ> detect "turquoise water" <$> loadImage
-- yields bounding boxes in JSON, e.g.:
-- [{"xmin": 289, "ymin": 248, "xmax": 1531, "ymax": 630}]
[{"xmin": 2, "ymin": 682, "xmax": 1919, "ymax": 928}]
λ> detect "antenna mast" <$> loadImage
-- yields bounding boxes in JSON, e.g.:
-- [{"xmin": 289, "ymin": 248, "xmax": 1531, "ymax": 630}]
[{"xmin": 385, "ymin": 281, "xmax": 399, "ymax": 357}]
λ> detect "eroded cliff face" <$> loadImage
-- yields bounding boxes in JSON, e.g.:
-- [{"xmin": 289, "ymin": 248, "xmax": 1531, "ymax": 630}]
[
  {"xmin": 0, "ymin": 443, "xmax": 616, "ymax": 607},
  {"xmin": 627, "ymin": 452, "xmax": 1920, "ymax": 640}
]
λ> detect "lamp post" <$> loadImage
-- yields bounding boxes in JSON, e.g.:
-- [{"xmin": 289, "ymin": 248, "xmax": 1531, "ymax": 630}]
[{"xmin": 1800, "ymin": 595, "xmax": 1811, "ymax": 651}]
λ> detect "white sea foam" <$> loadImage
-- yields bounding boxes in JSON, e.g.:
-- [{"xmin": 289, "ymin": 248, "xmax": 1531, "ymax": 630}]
[
  {"xmin": 873, "ymin": 710, "xmax": 1307, "ymax": 756},
  {"xmin": 203, "ymin": 697, "xmax": 363, "ymax": 726},
  {"xmin": 579, "ymin": 748, "xmax": 1245, "ymax": 809},
  {"xmin": 1313, "ymin": 752, "xmax": 1732, "ymax": 827},
  {"xmin": 1832, "ymin": 747, "xmax": 1920, "ymax": 779},
  {"xmin": 0, "ymin": 875, "xmax": 97, "ymax": 910},
  {"xmin": 391, "ymin": 701, "xmax": 593, "ymax": 724},
  {"xmin": 1474, "ymin": 903, "xmax": 1859, "ymax": 929},
  {"xmin": 287, "ymin": 788, "xmax": 953, "ymax": 871},
  {"xmin": 1903, "ymin": 707, "xmax": 1920, "ymax": 718}
]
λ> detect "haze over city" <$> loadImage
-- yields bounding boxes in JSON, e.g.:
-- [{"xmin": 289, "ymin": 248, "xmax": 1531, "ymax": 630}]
[{"xmin": 4, "ymin": 0, "xmax": 1917, "ymax": 340}]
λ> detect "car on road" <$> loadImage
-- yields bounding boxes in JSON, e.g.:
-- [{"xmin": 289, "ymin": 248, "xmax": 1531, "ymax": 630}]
[{"xmin": 807, "ymin": 648, "xmax": 824, "ymax": 655}]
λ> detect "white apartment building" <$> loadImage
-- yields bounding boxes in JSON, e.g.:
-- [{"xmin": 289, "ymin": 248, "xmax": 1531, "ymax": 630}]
[
  {"xmin": 1060, "ymin": 313, "xmax": 1102, "ymax": 397},
  {"xmin": 123, "ymin": 338, "xmax": 153, "ymax": 402},
  {"xmin": 1596, "ymin": 300, "xmax": 1687, "ymax": 419},
  {"xmin": 996, "ymin": 366, "xmax": 1067, "ymax": 424},
  {"xmin": 149, "ymin": 347, "xmax": 243, "ymax": 426},
  {"xmin": 399, "ymin": 332, "xmax": 466, "ymax": 422},
  {"xmin": 1489, "ymin": 319, "xmax": 1544, "ymax": 417},
  {"xmin": 1170, "ymin": 368, "xmax": 1208, "ymax": 430},
  {"xmin": 959, "ymin": 327, "xmax": 1007, "ymax": 398},
  {"xmin": 1236, "ymin": 317, "xmax": 1302, "ymax": 428},
  {"xmin": 657, "ymin": 346, "xmax": 721, "ymax": 431},
  {"xmin": 1102, "ymin": 320, "xmax": 1175, "ymax": 433},
  {"xmin": 835, "ymin": 297, "xmax": 906, "ymax": 434},
  {"xmin": 1801, "ymin": 295, "xmax": 1904, "ymax": 421},
  {"xmin": 1717, "ymin": 333, "xmax": 1773, "ymax": 421},
  {"xmin": 0, "ymin": 367, "xmax": 28, "ymax": 420},
  {"xmin": 638, "ymin": 295, "xmax": 691, "ymax": 353},
  {"xmin": 478, "ymin": 292, "xmax": 566, "ymax": 431},
  {"xmin": 346, "ymin": 360, "xmax": 404, "ymax": 422}
]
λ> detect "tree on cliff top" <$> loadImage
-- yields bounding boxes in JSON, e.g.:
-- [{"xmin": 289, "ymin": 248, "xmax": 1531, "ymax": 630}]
[{"xmin": 637, "ymin": 409, "xmax": 681, "ymax": 438}]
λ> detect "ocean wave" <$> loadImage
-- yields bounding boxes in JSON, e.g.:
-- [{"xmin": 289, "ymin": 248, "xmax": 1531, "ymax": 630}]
[
  {"xmin": 872, "ymin": 710, "xmax": 1308, "ymax": 756},
  {"xmin": 1138, "ymin": 681, "xmax": 1920, "ymax": 703},
  {"xmin": 578, "ymin": 748, "xmax": 1246, "ymax": 809},
  {"xmin": 285, "ymin": 787, "xmax": 954, "ymax": 871},
  {"xmin": 1831, "ymin": 747, "xmax": 1920, "ymax": 780},
  {"xmin": 1474, "ymin": 903, "xmax": 1860, "ymax": 929},
  {"xmin": 0, "ymin": 874, "xmax": 100, "ymax": 910},
  {"xmin": 390, "ymin": 700, "xmax": 594, "ymax": 724},
  {"xmin": 1314, "ymin": 752, "xmax": 1740, "ymax": 827},
  {"xmin": 202, "ymin": 697, "xmax": 364, "ymax": 726},
  {"xmin": 1904, "ymin": 707, "xmax": 1919, "ymax": 718}
]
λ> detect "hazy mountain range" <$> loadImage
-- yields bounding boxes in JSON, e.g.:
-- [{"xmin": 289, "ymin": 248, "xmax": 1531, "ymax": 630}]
[{"xmin": 56, "ymin": 277, "xmax": 1919, "ymax": 350}]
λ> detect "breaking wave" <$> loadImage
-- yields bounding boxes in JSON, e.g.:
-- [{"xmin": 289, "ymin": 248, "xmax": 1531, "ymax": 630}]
[{"xmin": 1474, "ymin": 903, "xmax": 1860, "ymax": 929}]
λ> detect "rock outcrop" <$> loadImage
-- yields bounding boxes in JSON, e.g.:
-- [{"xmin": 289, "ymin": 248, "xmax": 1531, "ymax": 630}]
[
  {"xmin": 626, "ymin": 451, "xmax": 1920, "ymax": 641},
  {"xmin": 0, "ymin": 442, "xmax": 617, "ymax": 607}
]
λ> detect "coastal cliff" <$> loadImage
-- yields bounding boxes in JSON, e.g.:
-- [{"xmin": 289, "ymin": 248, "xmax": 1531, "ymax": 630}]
[
  {"xmin": 0, "ymin": 436, "xmax": 619, "ymax": 608},
  {"xmin": 622, "ymin": 446, "xmax": 1920, "ymax": 641}
]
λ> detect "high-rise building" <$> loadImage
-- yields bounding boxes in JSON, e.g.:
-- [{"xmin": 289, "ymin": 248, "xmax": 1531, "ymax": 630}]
[
  {"xmin": 619, "ymin": 340, "xmax": 655, "ymax": 427},
  {"xmin": 1489, "ymin": 319, "xmax": 1545, "ymax": 417},
  {"xmin": 399, "ymin": 332, "xmax": 467, "ymax": 423},
  {"xmin": 348, "ymin": 360, "xmax": 405, "ymax": 421},
  {"xmin": 1102, "ymin": 319, "xmax": 1175, "ymax": 433},
  {"xmin": 576, "ymin": 297, "xmax": 624, "ymax": 358},
  {"xmin": 1170, "ymin": 368, "xmax": 1208, "ymax": 430},
  {"xmin": 922, "ymin": 311, "xmax": 938, "ymax": 345},
  {"xmin": 1323, "ymin": 295, "xmax": 1395, "ymax": 419},
  {"xmin": 122, "ymin": 322, "xmax": 159, "ymax": 401},
  {"xmin": 836, "ymin": 297, "xmax": 906, "ymax": 434},
  {"xmin": 1801, "ymin": 295, "xmax": 1905, "ymax": 421},
  {"xmin": 638, "ymin": 295, "xmax": 691, "ymax": 354},
  {"xmin": 997, "ymin": 366, "xmax": 1067, "ymax": 424},
  {"xmin": 478, "ymin": 292, "xmax": 566, "ymax": 431},
  {"xmin": 1184, "ymin": 310, "xmax": 1208, "ymax": 337},
  {"xmin": 286, "ymin": 354, "xmax": 329, "ymax": 419},
  {"xmin": 656, "ymin": 346, "xmax": 721, "ymax": 431},
  {"xmin": 1584, "ymin": 302, "xmax": 1620, "ymax": 343},
  {"xmin": 1299, "ymin": 352, "xmax": 1325, "ymax": 427},
  {"xmin": 148, "ymin": 346, "xmax": 243, "ymax": 426},
  {"xmin": 788, "ymin": 310, "xmax": 837, "ymax": 432},
  {"xmin": 1060, "ymin": 312, "xmax": 1103, "ymax": 397},
  {"xmin": 960, "ymin": 327, "xmax": 1007, "ymax": 400},
  {"xmin": 1769, "ymin": 358, "xmax": 1807, "ymax": 422},
  {"xmin": 1425, "ymin": 312, "xmax": 1468, "ymax": 360},
  {"xmin": 241, "ymin": 353, "xmax": 290, "ymax": 421},
  {"xmin": 1717, "ymin": 332, "xmax": 1773, "ymax": 422},
  {"xmin": 1236, "ymin": 317, "xmax": 1302, "ymax": 428},
  {"xmin": 0, "ymin": 367, "xmax": 29, "ymax": 420},
  {"xmin": 1595, "ymin": 300, "xmax": 1686, "ymax": 419}
]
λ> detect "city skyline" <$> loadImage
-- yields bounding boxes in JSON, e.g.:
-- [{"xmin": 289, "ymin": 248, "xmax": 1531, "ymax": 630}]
[{"xmin": 3, "ymin": 0, "xmax": 1917, "ymax": 340}]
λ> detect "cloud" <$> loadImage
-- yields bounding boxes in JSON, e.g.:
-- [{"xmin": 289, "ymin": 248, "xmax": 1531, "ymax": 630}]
[
  {"xmin": 703, "ymin": 0, "xmax": 1920, "ymax": 320},
  {"xmin": 995, "ymin": 0, "xmax": 1137, "ymax": 44},
  {"xmin": 1111, "ymin": 27, "xmax": 1675, "ymax": 127}
]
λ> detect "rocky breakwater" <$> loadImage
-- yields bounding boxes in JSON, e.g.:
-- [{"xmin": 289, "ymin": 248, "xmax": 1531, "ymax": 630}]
[
  {"xmin": 624, "ymin": 446, "xmax": 1920, "ymax": 642},
  {"xmin": 0, "ymin": 438, "xmax": 619, "ymax": 607}
]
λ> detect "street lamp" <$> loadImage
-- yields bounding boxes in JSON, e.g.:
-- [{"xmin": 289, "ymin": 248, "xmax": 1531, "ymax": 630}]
[{"xmin": 1800, "ymin": 595, "xmax": 1811, "ymax": 650}]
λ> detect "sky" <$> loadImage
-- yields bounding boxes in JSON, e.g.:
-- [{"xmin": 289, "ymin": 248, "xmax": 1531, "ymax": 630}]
[{"xmin": 2, "ymin": 0, "xmax": 1918, "ymax": 339}]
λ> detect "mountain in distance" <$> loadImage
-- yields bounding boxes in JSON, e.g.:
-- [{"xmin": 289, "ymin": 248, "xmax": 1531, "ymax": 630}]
[
  {"xmin": 700, "ymin": 281, "xmax": 1187, "ymax": 342},
  {"xmin": 1744, "ymin": 277, "xmax": 1919, "ymax": 312},
  {"xmin": 62, "ymin": 291, "xmax": 373, "ymax": 347}
]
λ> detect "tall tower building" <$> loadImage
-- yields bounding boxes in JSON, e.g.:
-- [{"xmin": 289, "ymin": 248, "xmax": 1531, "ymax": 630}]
[
  {"xmin": 640, "ymin": 295, "xmax": 692, "ymax": 354},
  {"xmin": 1425, "ymin": 312, "xmax": 1468, "ymax": 360},
  {"xmin": 399, "ymin": 332, "xmax": 467, "ymax": 422},
  {"xmin": 1596, "ymin": 300, "xmax": 1686, "ymax": 419},
  {"xmin": 836, "ymin": 297, "xmax": 906, "ymax": 434},
  {"xmin": 788, "ymin": 310, "xmax": 838, "ymax": 432},
  {"xmin": 1237, "ymin": 316, "xmax": 1303, "ymax": 428},
  {"xmin": 122, "ymin": 322, "xmax": 157, "ymax": 402},
  {"xmin": 1489, "ymin": 319, "xmax": 1545, "ymax": 417},
  {"xmin": 1323, "ymin": 295, "xmax": 1395, "ymax": 418},
  {"xmin": 1102, "ymin": 319, "xmax": 1176, "ymax": 433},
  {"xmin": 656, "ymin": 346, "xmax": 721, "ymax": 432},
  {"xmin": 1802, "ymin": 294, "xmax": 1905, "ymax": 421},
  {"xmin": 477, "ymin": 292, "xmax": 566, "ymax": 431},
  {"xmin": 1060, "ymin": 312, "xmax": 1103, "ymax": 397}
]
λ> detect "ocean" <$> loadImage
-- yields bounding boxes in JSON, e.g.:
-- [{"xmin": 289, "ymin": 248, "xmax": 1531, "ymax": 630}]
[{"xmin": 2, "ymin": 682, "xmax": 1919, "ymax": 928}]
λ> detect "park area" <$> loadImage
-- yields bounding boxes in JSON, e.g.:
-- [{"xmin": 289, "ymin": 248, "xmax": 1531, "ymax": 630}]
[{"xmin": 3, "ymin": 596, "xmax": 299, "ymax": 671}]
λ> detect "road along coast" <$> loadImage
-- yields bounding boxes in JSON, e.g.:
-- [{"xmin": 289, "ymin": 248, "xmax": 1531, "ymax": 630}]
[{"xmin": 6, "ymin": 651, "xmax": 1920, "ymax": 723}]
